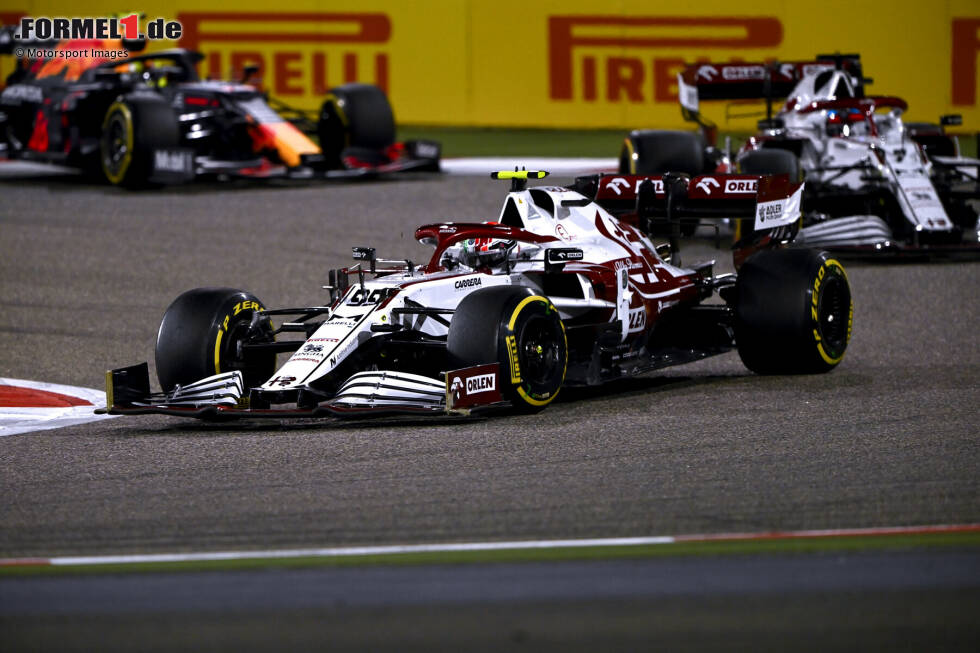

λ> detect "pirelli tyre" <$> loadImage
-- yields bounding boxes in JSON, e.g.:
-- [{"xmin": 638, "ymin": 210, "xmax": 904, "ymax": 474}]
[
  {"xmin": 99, "ymin": 94, "xmax": 179, "ymax": 187},
  {"xmin": 155, "ymin": 288, "xmax": 276, "ymax": 392},
  {"xmin": 317, "ymin": 83, "xmax": 396, "ymax": 168},
  {"xmin": 448, "ymin": 286, "xmax": 567, "ymax": 413},
  {"xmin": 734, "ymin": 249, "xmax": 852, "ymax": 375},
  {"xmin": 736, "ymin": 148, "xmax": 801, "ymax": 181},
  {"xmin": 620, "ymin": 130, "xmax": 704, "ymax": 236},
  {"xmin": 619, "ymin": 129, "xmax": 704, "ymax": 176}
]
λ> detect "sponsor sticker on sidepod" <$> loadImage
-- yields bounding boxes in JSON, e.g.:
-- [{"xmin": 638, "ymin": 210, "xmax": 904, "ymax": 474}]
[{"xmin": 754, "ymin": 185, "xmax": 802, "ymax": 231}]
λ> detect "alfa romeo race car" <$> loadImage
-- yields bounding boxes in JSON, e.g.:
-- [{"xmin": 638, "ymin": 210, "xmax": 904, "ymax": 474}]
[
  {"xmin": 621, "ymin": 54, "xmax": 980, "ymax": 254},
  {"xmin": 102, "ymin": 169, "xmax": 852, "ymax": 419},
  {"xmin": 0, "ymin": 27, "xmax": 439, "ymax": 187}
]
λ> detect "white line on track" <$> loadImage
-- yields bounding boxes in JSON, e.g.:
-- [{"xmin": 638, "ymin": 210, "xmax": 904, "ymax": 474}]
[{"xmin": 3, "ymin": 523, "xmax": 977, "ymax": 568}]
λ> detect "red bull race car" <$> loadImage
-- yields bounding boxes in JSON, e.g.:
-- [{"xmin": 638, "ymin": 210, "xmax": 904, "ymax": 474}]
[
  {"xmin": 0, "ymin": 27, "xmax": 439, "ymax": 186},
  {"xmin": 621, "ymin": 54, "xmax": 980, "ymax": 255},
  {"xmin": 101, "ymin": 170, "xmax": 852, "ymax": 420}
]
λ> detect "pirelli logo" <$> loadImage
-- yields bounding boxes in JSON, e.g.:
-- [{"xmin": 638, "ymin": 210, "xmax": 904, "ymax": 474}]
[
  {"xmin": 505, "ymin": 335, "xmax": 521, "ymax": 383},
  {"xmin": 176, "ymin": 12, "xmax": 390, "ymax": 97},
  {"xmin": 548, "ymin": 15, "xmax": 782, "ymax": 104}
]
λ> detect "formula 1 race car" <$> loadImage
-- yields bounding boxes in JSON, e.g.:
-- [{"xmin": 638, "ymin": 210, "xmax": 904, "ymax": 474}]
[
  {"xmin": 0, "ymin": 28, "xmax": 439, "ymax": 187},
  {"xmin": 621, "ymin": 54, "xmax": 980, "ymax": 254},
  {"xmin": 102, "ymin": 169, "xmax": 852, "ymax": 419}
]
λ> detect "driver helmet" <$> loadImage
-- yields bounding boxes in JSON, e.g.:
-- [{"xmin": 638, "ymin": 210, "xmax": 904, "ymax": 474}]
[{"xmin": 442, "ymin": 223, "xmax": 516, "ymax": 269}]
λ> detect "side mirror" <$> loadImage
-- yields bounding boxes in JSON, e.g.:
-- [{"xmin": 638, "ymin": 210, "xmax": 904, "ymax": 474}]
[
  {"xmin": 544, "ymin": 248, "xmax": 583, "ymax": 273},
  {"xmin": 352, "ymin": 246, "xmax": 377, "ymax": 273}
]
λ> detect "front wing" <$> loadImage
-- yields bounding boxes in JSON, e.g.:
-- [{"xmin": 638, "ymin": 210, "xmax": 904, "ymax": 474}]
[{"xmin": 99, "ymin": 362, "xmax": 506, "ymax": 419}]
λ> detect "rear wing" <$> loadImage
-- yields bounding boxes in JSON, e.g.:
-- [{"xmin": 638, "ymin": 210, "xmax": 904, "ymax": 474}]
[
  {"xmin": 677, "ymin": 54, "xmax": 865, "ymax": 127},
  {"xmin": 577, "ymin": 172, "xmax": 803, "ymax": 265},
  {"xmin": 589, "ymin": 172, "xmax": 800, "ymax": 226}
]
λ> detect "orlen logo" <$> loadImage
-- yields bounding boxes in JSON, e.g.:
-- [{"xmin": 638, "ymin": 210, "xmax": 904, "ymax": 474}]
[
  {"xmin": 548, "ymin": 15, "xmax": 782, "ymax": 104},
  {"xmin": 177, "ymin": 12, "xmax": 390, "ymax": 98},
  {"xmin": 464, "ymin": 373, "xmax": 496, "ymax": 395},
  {"xmin": 447, "ymin": 363, "xmax": 502, "ymax": 410},
  {"xmin": 725, "ymin": 179, "xmax": 758, "ymax": 193}
]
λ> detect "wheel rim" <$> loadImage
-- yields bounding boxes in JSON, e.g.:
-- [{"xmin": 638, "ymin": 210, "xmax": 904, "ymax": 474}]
[
  {"xmin": 519, "ymin": 315, "xmax": 562, "ymax": 385},
  {"xmin": 818, "ymin": 275, "xmax": 850, "ymax": 353},
  {"xmin": 102, "ymin": 112, "xmax": 129, "ymax": 178}
]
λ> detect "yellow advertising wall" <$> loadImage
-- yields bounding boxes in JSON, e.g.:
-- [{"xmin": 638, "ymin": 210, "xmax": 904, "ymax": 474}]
[{"xmin": 3, "ymin": 0, "xmax": 979, "ymax": 129}]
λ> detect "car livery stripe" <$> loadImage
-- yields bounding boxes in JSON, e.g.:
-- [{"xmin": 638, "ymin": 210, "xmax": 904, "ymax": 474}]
[{"xmin": 298, "ymin": 305, "xmax": 376, "ymax": 385}]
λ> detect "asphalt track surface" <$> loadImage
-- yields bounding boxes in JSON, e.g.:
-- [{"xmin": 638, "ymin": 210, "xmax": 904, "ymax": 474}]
[{"xmin": 1, "ymin": 170, "xmax": 979, "ymax": 649}]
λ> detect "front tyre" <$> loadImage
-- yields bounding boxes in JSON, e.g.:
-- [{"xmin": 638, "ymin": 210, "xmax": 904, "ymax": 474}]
[
  {"xmin": 155, "ymin": 288, "xmax": 276, "ymax": 392},
  {"xmin": 735, "ymin": 249, "xmax": 852, "ymax": 374},
  {"xmin": 317, "ymin": 83, "xmax": 396, "ymax": 168},
  {"xmin": 100, "ymin": 94, "xmax": 179, "ymax": 187},
  {"xmin": 448, "ymin": 286, "xmax": 567, "ymax": 413}
]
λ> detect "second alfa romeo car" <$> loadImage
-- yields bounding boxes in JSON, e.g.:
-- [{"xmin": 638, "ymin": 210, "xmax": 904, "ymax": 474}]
[{"xmin": 621, "ymin": 54, "xmax": 980, "ymax": 255}]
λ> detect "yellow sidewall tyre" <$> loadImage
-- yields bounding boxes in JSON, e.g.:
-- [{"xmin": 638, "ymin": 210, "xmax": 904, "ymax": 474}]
[
  {"xmin": 447, "ymin": 285, "xmax": 568, "ymax": 413},
  {"xmin": 155, "ymin": 288, "xmax": 276, "ymax": 392},
  {"xmin": 735, "ymin": 248, "xmax": 853, "ymax": 375}
]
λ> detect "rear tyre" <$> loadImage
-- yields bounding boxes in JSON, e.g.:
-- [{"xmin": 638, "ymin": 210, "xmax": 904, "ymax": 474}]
[
  {"xmin": 736, "ymin": 148, "xmax": 801, "ymax": 181},
  {"xmin": 155, "ymin": 288, "xmax": 276, "ymax": 392},
  {"xmin": 620, "ymin": 130, "xmax": 705, "ymax": 236},
  {"xmin": 735, "ymin": 249, "xmax": 852, "ymax": 374},
  {"xmin": 317, "ymin": 83, "xmax": 396, "ymax": 168},
  {"xmin": 619, "ymin": 129, "xmax": 704, "ymax": 176},
  {"xmin": 448, "ymin": 286, "xmax": 567, "ymax": 413},
  {"xmin": 100, "ymin": 94, "xmax": 179, "ymax": 187}
]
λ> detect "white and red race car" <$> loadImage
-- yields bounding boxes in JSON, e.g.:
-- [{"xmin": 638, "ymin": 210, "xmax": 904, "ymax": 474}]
[
  {"xmin": 103, "ymin": 170, "xmax": 851, "ymax": 419},
  {"xmin": 622, "ymin": 54, "xmax": 980, "ymax": 255}
]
